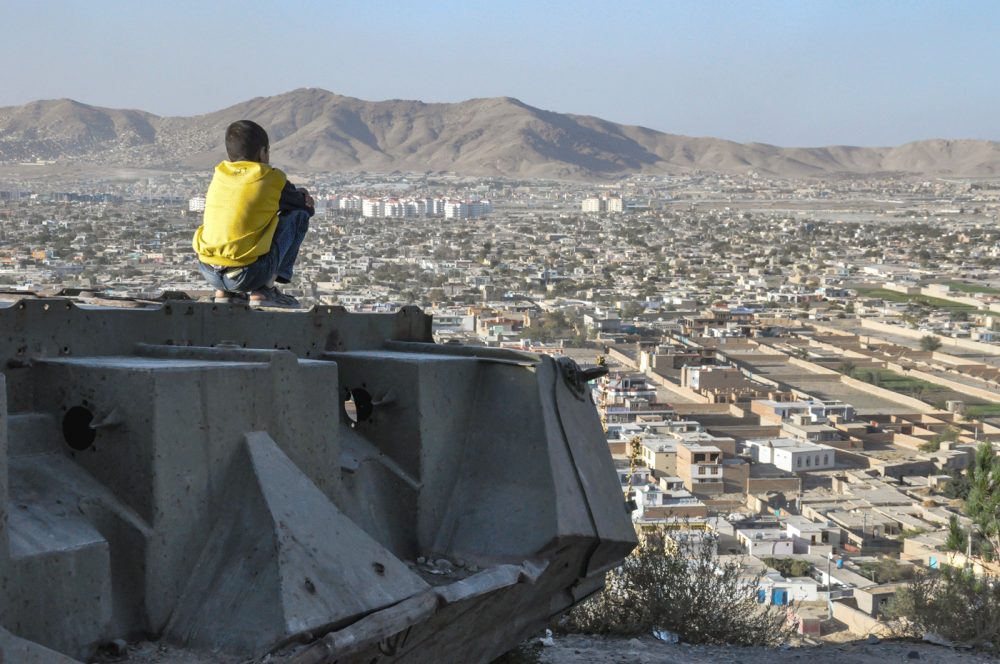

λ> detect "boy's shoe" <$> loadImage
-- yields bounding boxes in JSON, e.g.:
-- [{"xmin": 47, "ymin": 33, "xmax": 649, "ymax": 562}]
[
  {"xmin": 214, "ymin": 290, "xmax": 248, "ymax": 304},
  {"xmin": 249, "ymin": 286, "xmax": 301, "ymax": 309}
]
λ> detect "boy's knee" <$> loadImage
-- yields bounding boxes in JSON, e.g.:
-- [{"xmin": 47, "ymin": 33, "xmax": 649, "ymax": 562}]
[{"xmin": 282, "ymin": 209, "xmax": 310, "ymax": 231}]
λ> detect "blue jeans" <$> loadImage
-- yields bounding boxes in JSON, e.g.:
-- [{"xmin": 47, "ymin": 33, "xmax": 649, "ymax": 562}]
[{"xmin": 199, "ymin": 210, "xmax": 310, "ymax": 293}]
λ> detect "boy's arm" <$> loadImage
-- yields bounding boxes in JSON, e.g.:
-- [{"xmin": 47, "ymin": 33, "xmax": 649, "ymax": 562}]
[{"xmin": 278, "ymin": 180, "xmax": 315, "ymax": 217}]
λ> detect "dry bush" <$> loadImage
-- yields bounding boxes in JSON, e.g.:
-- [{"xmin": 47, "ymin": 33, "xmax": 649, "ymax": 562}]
[
  {"xmin": 885, "ymin": 566, "xmax": 1000, "ymax": 648},
  {"xmin": 560, "ymin": 528, "xmax": 790, "ymax": 646}
]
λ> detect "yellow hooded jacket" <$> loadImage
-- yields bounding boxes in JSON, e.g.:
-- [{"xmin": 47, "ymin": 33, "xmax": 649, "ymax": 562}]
[{"xmin": 192, "ymin": 161, "xmax": 287, "ymax": 267}]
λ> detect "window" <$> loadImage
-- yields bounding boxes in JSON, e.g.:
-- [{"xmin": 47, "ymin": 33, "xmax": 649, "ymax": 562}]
[
  {"xmin": 711, "ymin": 466, "xmax": 719, "ymax": 475},
  {"xmin": 699, "ymin": 466, "xmax": 706, "ymax": 475},
  {"xmin": 806, "ymin": 457, "xmax": 811, "ymax": 467},
  {"xmin": 824, "ymin": 454, "xmax": 829, "ymax": 465},
  {"xmin": 815, "ymin": 455, "xmax": 820, "ymax": 466},
  {"xmin": 797, "ymin": 457, "xmax": 802, "ymax": 468}
]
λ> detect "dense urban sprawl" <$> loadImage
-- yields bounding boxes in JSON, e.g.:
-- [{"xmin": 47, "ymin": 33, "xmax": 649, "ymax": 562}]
[{"xmin": 5, "ymin": 168, "xmax": 1000, "ymax": 640}]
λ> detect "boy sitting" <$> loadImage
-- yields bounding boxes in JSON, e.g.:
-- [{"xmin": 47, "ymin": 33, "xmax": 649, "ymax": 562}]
[{"xmin": 192, "ymin": 120, "xmax": 314, "ymax": 307}]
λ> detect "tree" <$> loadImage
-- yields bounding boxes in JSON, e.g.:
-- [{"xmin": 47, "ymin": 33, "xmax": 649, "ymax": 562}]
[
  {"xmin": 944, "ymin": 514, "xmax": 965, "ymax": 552},
  {"xmin": 762, "ymin": 557, "xmax": 812, "ymax": 577},
  {"xmin": 920, "ymin": 335, "xmax": 943, "ymax": 352},
  {"xmin": 943, "ymin": 468, "xmax": 972, "ymax": 501},
  {"xmin": 836, "ymin": 362, "xmax": 856, "ymax": 377},
  {"xmin": 562, "ymin": 529, "xmax": 790, "ymax": 646},
  {"xmin": 621, "ymin": 302, "xmax": 646, "ymax": 320},
  {"xmin": 858, "ymin": 559, "xmax": 915, "ymax": 584},
  {"xmin": 965, "ymin": 440, "xmax": 1000, "ymax": 556}
]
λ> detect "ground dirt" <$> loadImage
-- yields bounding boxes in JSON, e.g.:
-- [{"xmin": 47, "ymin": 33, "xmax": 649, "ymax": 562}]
[
  {"xmin": 87, "ymin": 634, "xmax": 1000, "ymax": 664},
  {"xmin": 530, "ymin": 634, "xmax": 998, "ymax": 664}
]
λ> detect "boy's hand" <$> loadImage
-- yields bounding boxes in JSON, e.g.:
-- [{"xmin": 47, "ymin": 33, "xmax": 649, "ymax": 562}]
[{"xmin": 297, "ymin": 187, "xmax": 314, "ymax": 208}]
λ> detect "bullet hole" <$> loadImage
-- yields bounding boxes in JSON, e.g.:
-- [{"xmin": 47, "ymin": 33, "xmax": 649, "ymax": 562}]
[
  {"xmin": 62, "ymin": 406, "xmax": 96, "ymax": 451},
  {"xmin": 345, "ymin": 388, "xmax": 373, "ymax": 422}
]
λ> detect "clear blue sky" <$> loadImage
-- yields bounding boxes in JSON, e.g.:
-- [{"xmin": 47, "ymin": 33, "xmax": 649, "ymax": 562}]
[{"xmin": 8, "ymin": 0, "xmax": 999, "ymax": 147}]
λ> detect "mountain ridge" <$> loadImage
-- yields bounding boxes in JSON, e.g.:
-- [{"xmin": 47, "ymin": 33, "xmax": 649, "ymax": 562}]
[{"xmin": 1, "ymin": 88, "xmax": 998, "ymax": 180}]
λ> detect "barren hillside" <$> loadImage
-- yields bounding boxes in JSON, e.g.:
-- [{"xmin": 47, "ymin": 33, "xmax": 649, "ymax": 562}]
[{"xmin": 2, "ymin": 89, "xmax": 999, "ymax": 180}]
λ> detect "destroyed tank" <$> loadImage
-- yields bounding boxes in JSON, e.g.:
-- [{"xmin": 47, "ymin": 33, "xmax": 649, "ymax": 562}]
[{"xmin": 0, "ymin": 293, "xmax": 636, "ymax": 664}]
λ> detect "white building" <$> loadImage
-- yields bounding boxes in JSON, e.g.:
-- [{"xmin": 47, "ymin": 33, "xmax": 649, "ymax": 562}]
[
  {"xmin": 362, "ymin": 198, "xmax": 384, "ymax": 218},
  {"xmin": 736, "ymin": 527, "xmax": 794, "ymax": 556},
  {"xmin": 468, "ymin": 199, "xmax": 493, "ymax": 218},
  {"xmin": 582, "ymin": 197, "xmax": 604, "ymax": 213},
  {"xmin": 444, "ymin": 199, "xmax": 492, "ymax": 219},
  {"xmin": 746, "ymin": 438, "xmax": 836, "ymax": 473},
  {"xmin": 188, "ymin": 196, "xmax": 206, "ymax": 213},
  {"xmin": 605, "ymin": 196, "xmax": 624, "ymax": 213},
  {"xmin": 339, "ymin": 195, "xmax": 364, "ymax": 212},
  {"xmin": 444, "ymin": 200, "xmax": 468, "ymax": 219}
]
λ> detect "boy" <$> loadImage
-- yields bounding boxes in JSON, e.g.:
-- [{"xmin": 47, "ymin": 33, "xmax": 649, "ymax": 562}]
[{"xmin": 193, "ymin": 120, "xmax": 314, "ymax": 307}]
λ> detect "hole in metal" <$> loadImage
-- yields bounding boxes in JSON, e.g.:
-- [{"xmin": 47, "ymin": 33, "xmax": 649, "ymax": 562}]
[
  {"xmin": 62, "ymin": 406, "xmax": 97, "ymax": 451},
  {"xmin": 345, "ymin": 388, "xmax": 373, "ymax": 422}
]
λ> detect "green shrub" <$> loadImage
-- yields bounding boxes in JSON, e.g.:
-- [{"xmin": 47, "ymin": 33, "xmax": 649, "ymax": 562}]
[{"xmin": 762, "ymin": 557, "xmax": 812, "ymax": 577}]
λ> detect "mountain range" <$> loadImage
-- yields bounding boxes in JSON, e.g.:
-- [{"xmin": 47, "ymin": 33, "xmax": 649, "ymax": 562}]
[{"xmin": 1, "ymin": 88, "xmax": 999, "ymax": 180}]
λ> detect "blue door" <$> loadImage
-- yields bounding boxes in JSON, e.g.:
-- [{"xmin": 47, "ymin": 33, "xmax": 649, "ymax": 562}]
[
  {"xmin": 757, "ymin": 589, "xmax": 766, "ymax": 604},
  {"xmin": 929, "ymin": 557, "xmax": 938, "ymax": 569},
  {"xmin": 772, "ymin": 589, "xmax": 787, "ymax": 606}
]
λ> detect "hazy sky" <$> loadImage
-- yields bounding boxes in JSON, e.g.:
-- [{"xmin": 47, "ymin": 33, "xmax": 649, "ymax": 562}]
[{"xmin": 7, "ymin": 0, "xmax": 999, "ymax": 147}]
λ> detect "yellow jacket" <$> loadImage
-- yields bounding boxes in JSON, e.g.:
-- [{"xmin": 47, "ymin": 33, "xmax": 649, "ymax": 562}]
[{"xmin": 192, "ymin": 161, "xmax": 287, "ymax": 267}]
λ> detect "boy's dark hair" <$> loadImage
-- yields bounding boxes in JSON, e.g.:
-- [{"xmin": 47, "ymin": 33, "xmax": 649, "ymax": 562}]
[{"xmin": 225, "ymin": 120, "xmax": 269, "ymax": 162}]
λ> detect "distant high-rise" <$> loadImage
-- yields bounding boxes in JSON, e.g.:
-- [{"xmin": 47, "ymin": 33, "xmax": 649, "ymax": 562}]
[{"xmin": 188, "ymin": 195, "xmax": 206, "ymax": 213}]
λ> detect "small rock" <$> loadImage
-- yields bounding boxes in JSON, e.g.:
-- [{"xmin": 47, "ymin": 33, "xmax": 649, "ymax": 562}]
[
  {"xmin": 417, "ymin": 557, "xmax": 426, "ymax": 565},
  {"xmin": 436, "ymin": 559, "xmax": 454, "ymax": 572},
  {"xmin": 906, "ymin": 652, "xmax": 920, "ymax": 660},
  {"xmin": 469, "ymin": 565, "xmax": 480, "ymax": 572},
  {"xmin": 429, "ymin": 569, "xmax": 444, "ymax": 575},
  {"xmin": 867, "ymin": 635, "xmax": 880, "ymax": 645},
  {"xmin": 105, "ymin": 640, "xmax": 128, "ymax": 657},
  {"xmin": 455, "ymin": 558, "xmax": 466, "ymax": 568},
  {"xmin": 405, "ymin": 560, "xmax": 416, "ymax": 567},
  {"xmin": 628, "ymin": 638, "xmax": 646, "ymax": 650}
]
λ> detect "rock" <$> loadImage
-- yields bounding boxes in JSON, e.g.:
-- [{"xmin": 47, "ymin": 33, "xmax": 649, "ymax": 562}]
[
  {"xmin": 867, "ymin": 635, "xmax": 881, "ymax": 645},
  {"xmin": 469, "ymin": 565, "xmax": 480, "ymax": 572},
  {"xmin": 436, "ymin": 558, "xmax": 454, "ymax": 572},
  {"xmin": 906, "ymin": 652, "xmax": 920, "ymax": 660},
  {"xmin": 417, "ymin": 556, "xmax": 426, "ymax": 565},
  {"xmin": 922, "ymin": 632, "xmax": 954, "ymax": 647},
  {"xmin": 628, "ymin": 638, "xmax": 646, "ymax": 650},
  {"xmin": 653, "ymin": 629, "xmax": 678, "ymax": 643},
  {"xmin": 104, "ymin": 640, "xmax": 128, "ymax": 657},
  {"xmin": 455, "ymin": 558, "xmax": 466, "ymax": 568}
]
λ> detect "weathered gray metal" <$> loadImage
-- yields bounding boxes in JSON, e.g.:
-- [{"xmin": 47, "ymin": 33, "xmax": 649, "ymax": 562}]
[{"xmin": 0, "ymin": 297, "xmax": 636, "ymax": 663}]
